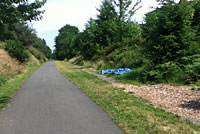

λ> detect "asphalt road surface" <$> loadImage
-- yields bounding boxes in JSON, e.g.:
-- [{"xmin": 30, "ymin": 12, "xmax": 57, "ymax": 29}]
[{"xmin": 0, "ymin": 61, "xmax": 124, "ymax": 134}]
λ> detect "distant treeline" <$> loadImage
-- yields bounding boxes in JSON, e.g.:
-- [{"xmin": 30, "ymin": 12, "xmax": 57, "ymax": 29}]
[
  {"xmin": 0, "ymin": 0, "xmax": 51, "ymax": 62},
  {"xmin": 54, "ymin": 0, "xmax": 200, "ymax": 85}
]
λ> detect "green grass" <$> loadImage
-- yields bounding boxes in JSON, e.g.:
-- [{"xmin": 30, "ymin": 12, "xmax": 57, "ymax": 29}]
[
  {"xmin": 0, "ymin": 42, "xmax": 5, "ymax": 49},
  {"xmin": 0, "ymin": 74, "xmax": 15, "ymax": 87},
  {"xmin": 0, "ymin": 65, "xmax": 38, "ymax": 110},
  {"xmin": 56, "ymin": 61, "xmax": 200, "ymax": 134}
]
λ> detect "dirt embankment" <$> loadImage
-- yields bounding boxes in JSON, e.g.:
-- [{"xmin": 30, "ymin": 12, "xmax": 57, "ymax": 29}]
[
  {"xmin": 0, "ymin": 48, "xmax": 40, "ymax": 87},
  {"xmin": 0, "ymin": 49, "xmax": 26, "ymax": 76}
]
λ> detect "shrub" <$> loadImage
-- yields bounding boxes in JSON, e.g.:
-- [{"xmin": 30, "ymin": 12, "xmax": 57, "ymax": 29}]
[
  {"xmin": 5, "ymin": 40, "xmax": 29, "ymax": 63},
  {"xmin": 29, "ymin": 46, "xmax": 47, "ymax": 62},
  {"xmin": 184, "ymin": 55, "xmax": 200, "ymax": 83},
  {"xmin": 72, "ymin": 56, "xmax": 84, "ymax": 65},
  {"xmin": 0, "ymin": 75, "xmax": 8, "ymax": 86},
  {"xmin": 117, "ymin": 66, "xmax": 147, "ymax": 83},
  {"xmin": 146, "ymin": 62, "xmax": 187, "ymax": 84},
  {"xmin": 0, "ymin": 42, "xmax": 5, "ymax": 49}
]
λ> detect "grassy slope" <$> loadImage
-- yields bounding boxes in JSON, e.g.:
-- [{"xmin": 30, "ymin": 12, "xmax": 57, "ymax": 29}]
[
  {"xmin": 0, "ymin": 48, "xmax": 41, "ymax": 110},
  {"xmin": 0, "ymin": 65, "xmax": 38, "ymax": 109},
  {"xmin": 56, "ymin": 61, "xmax": 200, "ymax": 134}
]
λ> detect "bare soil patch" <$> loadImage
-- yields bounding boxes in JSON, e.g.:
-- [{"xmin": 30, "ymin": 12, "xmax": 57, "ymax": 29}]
[
  {"xmin": 113, "ymin": 83, "xmax": 200, "ymax": 125},
  {"xmin": 82, "ymin": 68, "xmax": 200, "ymax": 125}
]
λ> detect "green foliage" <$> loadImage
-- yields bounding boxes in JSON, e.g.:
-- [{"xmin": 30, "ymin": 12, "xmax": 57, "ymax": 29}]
[
  {"xmin": 29, "ymin": 46, "xmax": 47, "ymax": 62},
  {"xmin": 184, "ymin": 55, "xmax": 200, "ymax": 83},
  {"xmin": 145, "ymin": 62, "xmax": 187, "ymax": 84},
  {"xmin": 55, "ymin": 0, "xmax": 200, "ymax": 85},
  {"xmin": 96, "ymin": 0, "xmax": 118, "ymax": 46},
  {"xmin": 54, "ymin": 24, "xmax": 79, "ymax": 60},
  {"xmin": 5, "ymin": 40, "xmax": 29, "ymax": 62},
  {"xmin": 0, "ymin": 0, "xmax": 46, "ymax": 24},
  {"xmin": 0, "ymin": 65, "xmax": 38, "ymax": 110},
  {"xmin": 57, "ymin": 61, "xmax": 200, "ymax": 134},
  {"xmin": 33, "ymin": 38, "xmax": 52, "ymax": 59},
  {"xmin": 143, "ymin": 1, "xmax": 196, "ymax": 66},
  {"xmin": 141, "ymin": 0, "xmax": 200, "ymax": 84},
  {"xmin": 111, "ymin": 0, "xmax": 141, "ymax": 40},
  {"xmin": 0, "ymin": 0, "xmax": 46, "ymax": 41},
  {"xmin": 54, "ymin": 0, "xmax": 142, "ymax": 62},
  {"xmin": 0, "ymin": 22, "xmax": 51, "ymax": 61},
  {"xmin": 116, "ymin": 66, "xmax": 147, "ymax": 84},
  {"xmin": 111, "ymin": 0, "xmax": 142, "ymax": 21},
  {"xmin": 72, "ymin": 56, "xmax": 84, "ymax": 65},
  {"xmin": 104, "ymin": 41, "xmax": 144, "ymax": 69},
  {"xmin": 78, "ymin": 19, "xmax": 101, "ymax": 60},
  {"xmin": 0, "ymin": 42, "xmax": 5, "ymax": 49},
  {"xmin": 0, "ymin": 75, "xmax": 8, "ymax": 86},
  {"xmin": 0, "ymin": 22, "xmax": 38, "ymax": 44}
]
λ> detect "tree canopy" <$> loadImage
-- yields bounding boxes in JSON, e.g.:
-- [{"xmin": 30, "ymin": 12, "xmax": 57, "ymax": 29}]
[
  {"xmin": 0, "ymin": 0, "xmax": 46, "ymax": 41},
  {"xmin": 0, "ymin": 0, "xmax": 46, "ymax": 24},
  {"xmin": 54, "ymin": 0, "xmax": 200, "ymax": 84}
]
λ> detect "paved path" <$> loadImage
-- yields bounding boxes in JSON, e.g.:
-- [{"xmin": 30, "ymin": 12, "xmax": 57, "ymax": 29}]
[{"xmin": 0, "ymin": 61, "xmax": 124, "ymax": 134}]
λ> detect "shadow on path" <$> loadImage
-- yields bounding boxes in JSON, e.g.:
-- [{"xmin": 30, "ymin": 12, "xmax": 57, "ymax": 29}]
[{"xmin": 0, "ymin": 96, "xmax": 10, "ymax": 108}]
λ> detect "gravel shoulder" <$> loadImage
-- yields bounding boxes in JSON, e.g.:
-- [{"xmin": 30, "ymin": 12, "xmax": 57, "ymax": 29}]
[{"xmin": 82, "ymin": 68, "xmax": 200, "ymax": 125}]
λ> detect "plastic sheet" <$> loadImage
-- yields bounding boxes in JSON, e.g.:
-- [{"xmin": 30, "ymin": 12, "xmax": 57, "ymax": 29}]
[{"xmin": 100, "ymin": 68, "xmax": 132, "ymax": 75}]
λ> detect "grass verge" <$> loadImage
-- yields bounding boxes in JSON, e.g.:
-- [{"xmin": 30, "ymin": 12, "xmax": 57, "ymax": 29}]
[
  {"xmin": 56, "ymin": 61, "xmax": 200, "ymax": 134},
  {"xmin": 0, "ymin": 65, "xmax": 38, "ymax": 110}
]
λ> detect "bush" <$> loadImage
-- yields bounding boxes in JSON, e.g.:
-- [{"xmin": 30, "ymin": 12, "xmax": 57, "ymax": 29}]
[
  {"xmin": 104, "ymin": 43, "xmax": 145, "ymax": 69},
  {"xmin": 146, "ymin": 62, "xmax": 187, "ymax": 84},
  {"xmin": 72, "ymin": 56, "xmax": 84, "ymax": 65},
  {"xmin": 29, "ymin": 46, "xmax": 47, "ymax": 62},
  {"xmin": 184, "ymin": 56, "xmax": 200, "ymax": 83},
  {"xmin": 5, "ymin": 40, "xmax": 29, "ymax": 62},
  {"xmin": 117, "ymin": 66, "xmax": 147, "ymax": 83},
  {"xmin": 0, "ymin": 42, "xmax": 5, "ymax": 49}
]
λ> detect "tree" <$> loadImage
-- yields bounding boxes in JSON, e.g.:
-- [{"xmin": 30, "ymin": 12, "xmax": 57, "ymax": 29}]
[
  {"xmin": 143, "ymin": 1, "xmax": 196, "ymax": 65},
  {"xmin": 111, "ymin": 0, "xmax": 141, "ymax": 21},
  {"xmin": 34, "ymin": 38, "xmax": 52, "ymax": 59},
  {"xmin": 0, "ymin": 0, "xmax": 46, "ymax": 24},
  {"xmin": 5, "ymin": 22, "xmax": 38, "ymax": 45},
  {"xmin": 76, "ymin": 0, "xmax": 142, "ymax": 60},
  {"xmin": 0, "ymin": 0, "xmax": 46, "ymax": 41},
  {"xmin": 78, "ymin": 19, "xmax": 100, "ymax": 60},
  {"xmin": 111, "ymin": 0, "xmax": 141, "ymax": 40},
  {"xmin": 142, "ymin": 0, "xmax": 200, "ymax": 83},
  {"xmin": 54, "ymin": 24, "xmax": 80, "ymax": 60},
  {"xmin": 96, "ymin": 0, "xmax": 118, "ymax": 47}
]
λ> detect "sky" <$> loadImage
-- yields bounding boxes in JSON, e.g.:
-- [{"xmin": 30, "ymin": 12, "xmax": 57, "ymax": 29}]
[{"xmin": 31, "ymin": 0, "xmax": 159, "ymax": 50}]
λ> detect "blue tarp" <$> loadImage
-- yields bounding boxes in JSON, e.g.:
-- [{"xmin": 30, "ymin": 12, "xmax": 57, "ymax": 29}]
[{"xmin": 100, "ymin": 68, "xmax": 132, "ymax": 75}]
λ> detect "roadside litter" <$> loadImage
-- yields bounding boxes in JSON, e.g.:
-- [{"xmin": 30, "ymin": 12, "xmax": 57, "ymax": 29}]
[{"xmin": 100, "ymin": 68, "xmax": 132, "ymax": 75}]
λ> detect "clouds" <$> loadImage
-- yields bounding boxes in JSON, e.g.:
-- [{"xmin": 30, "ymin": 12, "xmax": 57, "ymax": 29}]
[
  {"xmin": 134, "ymin": 0, "xmax": 159, "ymax": 23},
  {"xmin": 31, "ymin": 0, "xmax": 159, "ymax": 50},
  {"xmin": 33, "ymin": 0, "xmax": 158, "ymax": 33},
  {"xmin": 32, "ymin": 0, "xmax": 102, "ymax": 33}
]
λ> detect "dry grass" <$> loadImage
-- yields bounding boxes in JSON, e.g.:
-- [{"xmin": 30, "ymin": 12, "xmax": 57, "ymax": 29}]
[
  {"xmin": 28, "ymin": 55, "xmax": 40, "ymax": 66},
  {"xmin": 0, "ymin": 42, "xmax": 5, "ymax": 45},
  {"xmin": 0, "ymin": 49, "xmax": 26, "ymax": 76},
  {"xmin": 68, "ymin": 56, "xmax": 82, "ymax": 63}
]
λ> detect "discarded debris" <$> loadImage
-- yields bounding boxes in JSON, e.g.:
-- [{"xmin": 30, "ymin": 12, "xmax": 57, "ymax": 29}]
[{"xmin": 100, "ymin": 68, "xmax": 132, "ymax": 75}]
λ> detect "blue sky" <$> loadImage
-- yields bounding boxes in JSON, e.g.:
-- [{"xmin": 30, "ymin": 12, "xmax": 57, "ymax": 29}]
[{"xmin": 31, "ymin": 0, "xmax": 159, "ymax": 50}]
